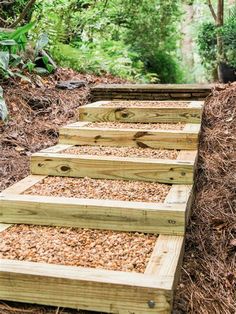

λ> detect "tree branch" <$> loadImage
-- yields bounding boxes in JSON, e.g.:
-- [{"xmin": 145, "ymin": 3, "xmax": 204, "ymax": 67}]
[
  {"xmin": 0, "ymin": 0, "xmax": 14, "ymax": 5},
  {"xmin": 207, "ymin": 0, "xmax": 217, "ymax": 21},
  {"xmin": 10, "ymin": 0, "xmax": 36, "ymax": 27}
]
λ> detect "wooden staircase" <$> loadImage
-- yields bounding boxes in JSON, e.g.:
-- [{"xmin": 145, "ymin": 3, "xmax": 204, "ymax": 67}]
[{"xmin": 0, "ymin": 85, "xmax": 206, "ymax": 314}]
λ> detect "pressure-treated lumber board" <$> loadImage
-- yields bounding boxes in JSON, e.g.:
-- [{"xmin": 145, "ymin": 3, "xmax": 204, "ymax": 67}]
[
  {"xmin": 0, "ymin": 175, "xmax": 192, "ymax": 234},
  {"xmin": 91, "ymin": 84, "xmax": 213, "ymax": 101},
  {"xmin": 0, "ymin": 234, "xmax": 184, "ymax": 313},
  {"xmin": 30, "ymin": 152, "xmax": 195, "ymax": 184},
  {"xmin": 1, "ymin": 175, "xmax": 46, "ymax": 195},
  {"xmin": 0, "ymin": 194, "xmax": 187, "ymax": 234},
  {"xmin": 78, "ymin": 100, "xmax": 203, "ymax": 124},
  {"xmin": 145, "ymin": 235, "xmax": 185, "ymax": 290},
  {"xmin": 92, "ymin": 84, "xmax": 213, "ymax": 92},
  {"xmin": 59, "ymin": 122, "xmax": 201, "ymax": 150},
  {"xmin": 0, "ymin": 224, "xmax": 11, "ymax": 232}
]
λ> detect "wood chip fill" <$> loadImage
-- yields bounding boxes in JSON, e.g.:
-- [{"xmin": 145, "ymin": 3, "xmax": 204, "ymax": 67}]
[
  {"xmin": 88, "ymin": 122, "xmax": 185, "ymax": 130},
  {"xmin": 63, "ymin": 145, "xmax": 179, "ymax": 160},
  {"xmin": 0, "ymin": 225, "xmax": 158, "ymax": 273},
  {"xmin": 24, "ymin": 176, "xmax": 171, "ymax": 203},
  {"xmin": 102, "ymin": 100, "xmax": 190, "ymax": 107}
]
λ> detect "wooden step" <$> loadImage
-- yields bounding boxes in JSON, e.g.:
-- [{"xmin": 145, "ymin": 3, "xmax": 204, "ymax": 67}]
[
  {"xmin": 0, "ymin": 175, "xmax": 192, "ymax": 235},
  {"xmin": 59, "ymin": 122, "xmax": 200, "ymax": 150},
  {"xmin": 91, "ymin": 83, "xmax": 213, "ymax": 101},
  {"xmin": 0, "ymin": 234, "xmax": 184, "ymax": 314},
  {"xmin": 78, "ymin": 100, "xmax": 203, "ymax": 124},
  {"xmin": 30, "ymin": 146, "xmax": 196, "ymax": 184}
]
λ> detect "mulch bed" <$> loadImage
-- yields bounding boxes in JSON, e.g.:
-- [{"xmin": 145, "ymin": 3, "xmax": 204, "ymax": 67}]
[
  {"xmin": 174, "ymin": 83, "xmax": 236, "ymax": 314},
  {"xmin": 0, "ymin": 68, "xmax": 126, "ymax": 192},
  {"xmin": 0, "ymin": 78, "xmax": 236, "ymax": 314}
]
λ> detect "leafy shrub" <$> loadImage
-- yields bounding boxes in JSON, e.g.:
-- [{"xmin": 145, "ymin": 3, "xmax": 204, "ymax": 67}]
[
  {"xmin": 198, "ymin": 6, "xmax": 236, "ymax": 75},
  {"xmin": 52, "ymin": 42, "xmax": 157, "ymax": 82},
  {"xmin": 31, "ymin": 0, "xmax": 183, "ymax": 83}
]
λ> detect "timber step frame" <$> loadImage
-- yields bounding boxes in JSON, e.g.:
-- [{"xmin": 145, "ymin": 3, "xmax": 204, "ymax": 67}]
[
  {"xmin": 31, "ymin": 145, "xmax": 197, "ymax": 184},
  {"xmin": 91, "ymin": 83, "xmax": 213, "ymax": 101},
  {"xmin": 59, "ymin": 122, "xmax": 201, "ymax": 150},
  {"xmin": 0, "ymin": 225, "xmax": 184, "ymax": 314},
  {"xmin": 78, "ymin": 100, "xmax": 204, "ymax": 124},
  {"xmin": 0, "ymin": 174, "xmax": 193, "ymax": 235}
]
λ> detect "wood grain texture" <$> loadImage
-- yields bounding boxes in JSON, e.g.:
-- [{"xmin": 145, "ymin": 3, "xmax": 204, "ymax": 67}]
[
  {"xmin": 0, "ymin": 259, "xmax": 173, "ymax": 313},
  {"xmin": 0, "ymin": 224, "xmax": 11, "ymax": 232},
  {"xmin": 78, "ymin": 101, "xmax": 202, "ymax": 123},
  {"xmin": 79, "ymin": 104, "xmax": 203, "ymax": 124},
  {"xmin": 59, "ymin": 124, "xmax": 199, "ymax": 150},
  {"xmin": 91, "ymin": 84, "xmax": 213, "ymax": 92},
  {"xmin": 0, "ymin": 193, "xmax": 186, "ymax": 234},
  {"xmin": 31, "ymin": 152, "xmax": 194, "ymax": 184},
  {"xmin": 145, "ymin": 235, "xmax": 185, "ymax": 291},
  {"xmin": 1, "ymin": 175, "xmax": 46, "ymax": 195}
]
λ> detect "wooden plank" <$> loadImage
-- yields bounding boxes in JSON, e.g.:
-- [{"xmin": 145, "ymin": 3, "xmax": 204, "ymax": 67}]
[
  {"xmin": 31, "ymin": 152, "xmax": 194, "ymax": 184},
  {"xmin": 183, "ymin": 123, "xmax": 201, "ymax": 133},
  {"xmin": 0, "ymin": 224, "xmax": 11, "ymax": 232},
  {"xmin": 1, "ymin": 175, "xmax": 46, "ymax": 195},
  {"xmin": 78, "ymin": 102, "xmax": 203, "ymax": 124},
  {"xmin": 176, "ymin": 150, "xmax": 196, "ymax": 223},
  {"xmin": 0, "ymin": 259, "xmax": 173, "ymax": 313},
  {"xmin": 59, "ymin": 123, "xmax": 199, "ymax": 150},
  {"xmin": 39, "ymin": 144, "xmax": 73, "ymax": 153},
  {"xmin": 164, "ymin": 185, "xmax": 192, "ymax": 205},
  {"xmin": 145, "ymin": 235, "xmax": 185, "ymax": 290},
  {"xmin": 177, "ymin": 150, "xmax": 197, "ymax": 162},
  {"xmin": 91, "ymin": 84, "xmax": 213, "ymax": 92},
  {"xmin": 0, "ymin": 193, "xmax": 187, "ymax": 234}
]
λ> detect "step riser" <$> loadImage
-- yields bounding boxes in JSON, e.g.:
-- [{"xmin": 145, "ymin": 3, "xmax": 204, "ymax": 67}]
[{"xmin": 31, "ymin": 153, "xmax": 194, "ymax": 185}]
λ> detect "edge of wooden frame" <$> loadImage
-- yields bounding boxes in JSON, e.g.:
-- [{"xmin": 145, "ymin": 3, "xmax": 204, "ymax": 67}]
[
  {"xmin": 59, "ymin": 122, "xmax": 201, "ymax": 150},
  {"xmin": 0, "ymin": 174, "xmax": 192, "ymax": 235},
  {"xmin": 78, "ymin": 100, "xmax": 203, "ymax": 124},
  {"xmin": 0, "ymin": 234, "xmax": 184, "ymax": 313},
  {"xmin": 0, "ymin": 175, "xmax": 192, "ymax": 235},
  {"xmin": 30, "ymin": 151, "xmax": 195, "ymax": 185}
]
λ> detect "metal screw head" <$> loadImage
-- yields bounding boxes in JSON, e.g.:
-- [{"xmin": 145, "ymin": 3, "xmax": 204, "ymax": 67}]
[{"xmin": 148, "ymin": 300, "xmax": 156, "ymax": 308}]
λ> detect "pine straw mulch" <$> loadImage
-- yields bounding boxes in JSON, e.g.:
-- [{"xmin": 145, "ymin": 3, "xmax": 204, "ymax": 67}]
[
  {"xmin": 174, "ymin": 83, "xmax": 236, "ymax": 314},
  {"xmin": 0, "ymin": 82, "xmax": 236, "ymax": 314},
  {"xmin": 0, "ymin": 68, "xmax": 126, "ymax": 192}
]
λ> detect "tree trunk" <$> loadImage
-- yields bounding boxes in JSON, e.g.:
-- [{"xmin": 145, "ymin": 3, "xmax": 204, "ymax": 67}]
[{"xmin": 216, "ymin": 0, "xmax": 224, "ymax": 61}]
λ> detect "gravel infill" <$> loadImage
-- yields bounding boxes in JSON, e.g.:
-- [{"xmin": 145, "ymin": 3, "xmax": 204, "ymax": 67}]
[
  {"xmin": 102, "ymin": 101, "xmax": 190, "ymax": 107},
  {"xmin": 24, "ymin": 176, "xmax": 170, "ymax": 203},
  {"xmin": 0, "ymin": 225, "xmax": 157, "ymax": 273},
  {"xmin": 88, "ymin": 122, "xmax": 185, "ymax": 130},
  {"xmin": 63, "ymin": 145, "xmax": 179, "ymax": 160}
]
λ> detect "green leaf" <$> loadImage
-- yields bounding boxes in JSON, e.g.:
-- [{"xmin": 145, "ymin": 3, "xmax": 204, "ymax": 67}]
[
  {"xmin": 10, "ymin": 22, "xmax": 35, "ymax": 41},
  {"xmin": 34, "ymin": 67, "xmax": 49, "ymax": 74},
  {"xmin": 0, "ymin": 39, "xmax": 17, "ymax": 46},
  {"xmin": 14, "ymin": 72, "xmax": 31, "ymax": 82},
  {"xmin": 0, "ymin": 86, "xmax": 8, "ymax": 123},
  {"xmin": 35, "ymin": 33, "xmax": 49, "ymax": 55},
  {"xmin": 0, "ymin": 51, "xmax": 9, "ymax": 70}
]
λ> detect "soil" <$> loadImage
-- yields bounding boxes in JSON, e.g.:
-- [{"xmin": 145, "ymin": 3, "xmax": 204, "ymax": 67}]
[
  {"xmin": 63, "ymin": 145, "xmax": 179, "ymax": 159},
  {"xmin": 88, "ymin": 121, "xmax": 185, "ymax": 130},
  {"xmin": 0, "ymin": 225, "xmax": 157, "ymax": 273},
  {"xmin": 0, "ymin": 73, "xmax": 236, "ymax": 314},
  {"xmin": 102, "ymin": 100, "xmax": 190, "ymax": 107},
  {"xmin": 23, "ymin": 176, "xmax": 170, "ymax": 203}
]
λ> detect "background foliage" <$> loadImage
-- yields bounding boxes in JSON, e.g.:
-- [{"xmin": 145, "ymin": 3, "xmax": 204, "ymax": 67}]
[{"xmin": 29, "ymin": 0, "xmax": 184, "ymax": 82}]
